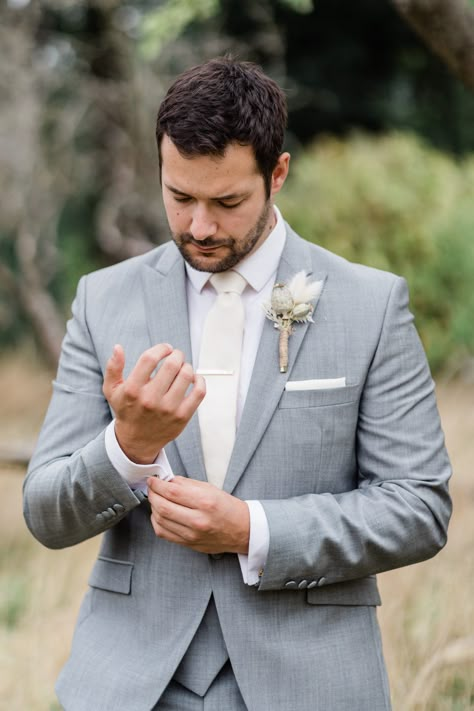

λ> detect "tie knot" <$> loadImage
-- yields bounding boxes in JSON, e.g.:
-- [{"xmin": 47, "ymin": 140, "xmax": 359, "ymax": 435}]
[{"xmin": 210, "ymin": 271, "xmax": 246, "ymax": 295}]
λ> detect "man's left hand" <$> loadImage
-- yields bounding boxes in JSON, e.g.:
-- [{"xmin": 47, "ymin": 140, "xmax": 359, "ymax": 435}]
[{"xmin": 147, "ymin": 476, "xmax": 250, "ymax": 555}]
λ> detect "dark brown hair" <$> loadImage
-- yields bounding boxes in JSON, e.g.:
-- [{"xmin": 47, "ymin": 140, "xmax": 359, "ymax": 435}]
[{"xmin": 156, "ymin": 57, "xmax": 287, "ymax": 196}]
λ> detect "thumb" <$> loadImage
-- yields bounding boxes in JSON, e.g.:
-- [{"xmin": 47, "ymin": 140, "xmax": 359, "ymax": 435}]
[{"xmin": 103, "ymin": 344, "xmax": 125, "ymax": 396}]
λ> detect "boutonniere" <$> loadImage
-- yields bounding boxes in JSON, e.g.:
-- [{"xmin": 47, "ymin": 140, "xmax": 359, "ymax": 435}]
[{"xmin": 263, "ymin": 271, "xmax": 323, "ymax": 373}]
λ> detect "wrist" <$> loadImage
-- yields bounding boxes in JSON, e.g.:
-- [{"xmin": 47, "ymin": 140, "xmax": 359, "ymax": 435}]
[
  {"xmin": 114, "ymin": 423, "xmax": 162, "ymax": 464},
  {"xmin": 235, "ymin": 499, "xmax": 251, "ymax": 555}
]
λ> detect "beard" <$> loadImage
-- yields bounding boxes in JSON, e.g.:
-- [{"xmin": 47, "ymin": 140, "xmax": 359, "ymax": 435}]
[{"xmin": 172, "ymin": 200, "xmax": 272, "ymax": 273}]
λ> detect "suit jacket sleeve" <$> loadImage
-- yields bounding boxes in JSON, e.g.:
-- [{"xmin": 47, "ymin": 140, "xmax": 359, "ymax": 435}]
[
  {"xmin": 258, "ymin": 276, "xmax": 452, "ymax": 591},
  {"xmin": 23, "ymin": 276, "xmax": 144, "ymax": 549}
]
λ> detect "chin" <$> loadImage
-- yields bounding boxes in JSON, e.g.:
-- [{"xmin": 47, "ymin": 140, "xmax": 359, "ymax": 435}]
[{"xmin": 181, "ymin": 245, "xmax": 238, "ymax": 273}]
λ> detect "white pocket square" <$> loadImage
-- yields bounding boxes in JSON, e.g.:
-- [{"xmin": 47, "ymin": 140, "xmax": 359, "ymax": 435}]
[{"xmin": 285, "ymin": 377, "xmax": 346, "ymax": 392}]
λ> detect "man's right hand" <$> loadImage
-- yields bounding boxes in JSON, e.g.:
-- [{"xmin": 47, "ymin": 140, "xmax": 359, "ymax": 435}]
[{"xmin": 103, "ymin": 343, "xmax": 206, "ymax": 464}]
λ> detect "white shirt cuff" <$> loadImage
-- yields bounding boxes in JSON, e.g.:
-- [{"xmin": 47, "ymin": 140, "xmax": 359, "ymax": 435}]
[
  {"xmin": 238, "ymin": 500, "xmax": 270, "ymax": 586},
  {"xmin": 104, "ymin": 420, "xmax": 174, "ymax": 492}
]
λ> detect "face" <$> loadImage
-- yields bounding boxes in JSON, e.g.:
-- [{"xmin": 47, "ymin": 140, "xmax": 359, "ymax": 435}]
[{"xmin": 160, "ymin": 135, "xmax": 290, "ymax": 272}]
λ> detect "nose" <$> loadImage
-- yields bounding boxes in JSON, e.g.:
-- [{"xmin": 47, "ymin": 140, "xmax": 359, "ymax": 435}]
[{"xmin": 190, "ymin": 204, "xmax": 218, "ymax": 241}]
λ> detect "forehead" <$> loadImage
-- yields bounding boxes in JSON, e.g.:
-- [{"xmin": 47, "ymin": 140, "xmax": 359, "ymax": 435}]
[{"xmin": 161, "ymin": 135, "xmax": 261, "ymax": 197}]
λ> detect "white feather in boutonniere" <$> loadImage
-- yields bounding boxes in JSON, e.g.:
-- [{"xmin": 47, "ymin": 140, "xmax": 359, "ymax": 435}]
[{"xmin": 262, "ymin": 271, "xmax": 323, "ymax": 373}]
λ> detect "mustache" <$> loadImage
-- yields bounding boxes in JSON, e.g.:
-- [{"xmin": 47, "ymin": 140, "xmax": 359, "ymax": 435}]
[{"xmin": 179, "ymin": 233, "xmax": 232, "ymax": 249}]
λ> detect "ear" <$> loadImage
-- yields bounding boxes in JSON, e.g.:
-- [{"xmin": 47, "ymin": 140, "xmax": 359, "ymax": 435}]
[{"xmin": 270, "ymin": 152, "xmax": 291, "ymax": 197}]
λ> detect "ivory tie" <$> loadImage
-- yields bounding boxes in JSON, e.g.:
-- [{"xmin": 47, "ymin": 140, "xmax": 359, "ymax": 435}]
[{"xmin": 197, "ymin": 271, "xmax": 247, "ymax": 489}]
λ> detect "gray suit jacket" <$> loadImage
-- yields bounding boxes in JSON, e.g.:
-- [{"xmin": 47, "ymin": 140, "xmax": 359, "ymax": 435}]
[{"xmin": 24, "ymin": 226, "xmax": 451, "ymax": 711}]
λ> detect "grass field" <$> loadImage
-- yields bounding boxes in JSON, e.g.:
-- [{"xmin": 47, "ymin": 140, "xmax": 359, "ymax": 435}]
[{"xmin": 0, "ymin": 352, "xmax": 473, "ymax": 710}]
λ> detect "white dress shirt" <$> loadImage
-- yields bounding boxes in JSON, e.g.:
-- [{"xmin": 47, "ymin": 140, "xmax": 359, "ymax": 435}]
[{"xmin": 105, "ymin": 206, "xmax": 287, "ymax": 585}]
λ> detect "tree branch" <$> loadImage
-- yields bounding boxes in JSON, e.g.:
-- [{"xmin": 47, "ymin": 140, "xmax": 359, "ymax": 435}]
[
  {"xmin": 390, "ymin": 0, "xmax": 474, "ymax": 92},
  {"xmin": 0, "ymin": 236, "xmax": 65, "ymax": 369}
]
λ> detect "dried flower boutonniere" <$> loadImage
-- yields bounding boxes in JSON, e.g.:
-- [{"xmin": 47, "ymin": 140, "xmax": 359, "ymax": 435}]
[{"xmin": 263, "ymin": 271, "xmax": 323, "ymax": 373}]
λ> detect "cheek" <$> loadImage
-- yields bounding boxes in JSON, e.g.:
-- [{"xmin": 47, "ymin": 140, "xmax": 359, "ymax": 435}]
[
  {"xmin": 163, "ymin": 200, "xmax": 184, "ymax": 228},
  {"xmin": 226, "ymin": 209, "xmax": 255, "ymax": 232}
]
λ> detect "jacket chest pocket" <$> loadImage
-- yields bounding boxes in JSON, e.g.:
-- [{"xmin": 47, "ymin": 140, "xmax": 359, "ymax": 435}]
[{"xmin": 278, "ymin": 383, "xmax": 360, "ymax": 409}]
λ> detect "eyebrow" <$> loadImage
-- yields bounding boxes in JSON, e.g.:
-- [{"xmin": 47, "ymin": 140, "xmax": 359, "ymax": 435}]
[{"xmin": 165, "ymin": 184, "xmax": 248, "ymax": 201}]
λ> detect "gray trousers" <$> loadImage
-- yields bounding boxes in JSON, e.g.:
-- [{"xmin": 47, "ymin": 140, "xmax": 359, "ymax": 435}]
[{"xmin": 154, "ymin": 662, "xmax": 247, "ymax": 711}]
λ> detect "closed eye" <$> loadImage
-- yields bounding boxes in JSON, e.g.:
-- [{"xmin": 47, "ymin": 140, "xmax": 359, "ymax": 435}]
[{"xmin": 218, "ymin": 200, "xmax": 243, "ymax": 209}]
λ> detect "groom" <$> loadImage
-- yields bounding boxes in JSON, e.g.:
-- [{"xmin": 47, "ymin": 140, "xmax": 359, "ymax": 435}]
[{"xmin": 24, "ymin": 58, "xmax": 451, "ymax": 711}]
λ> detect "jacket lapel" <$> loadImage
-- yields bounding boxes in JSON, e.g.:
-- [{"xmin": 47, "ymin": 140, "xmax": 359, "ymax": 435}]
[
  {"xmin": 140, "ymin": 244, "xmax": 207, "ymax": 482},
  {"xmin": 224, "ymin": 227, "xmax": 327, "ymax": 494}
]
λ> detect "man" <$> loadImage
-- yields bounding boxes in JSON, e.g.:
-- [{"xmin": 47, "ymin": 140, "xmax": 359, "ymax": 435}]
[{"xmin": 24, "ymin": 58, "xmax": 452, "ymax": 711}]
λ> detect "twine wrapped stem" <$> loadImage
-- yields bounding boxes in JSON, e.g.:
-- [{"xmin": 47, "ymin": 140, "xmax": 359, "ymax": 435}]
[{"xmin": 279, "ymin": 325, "xmax": 291, "ymax": 372}]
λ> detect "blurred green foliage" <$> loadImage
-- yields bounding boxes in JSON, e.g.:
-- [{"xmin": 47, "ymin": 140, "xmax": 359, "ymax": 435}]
[
  {"xmin": 140, "ymin": 0, "xmax": 220, "ymax": 60},
  {"xmin": 279, "ymin": 133, "xmax": 474, "ymax": 372},
  {"xmin": 0, "ymin": 572, "xmax": 29, "ymax": 629},
  {"xmin": 432, "ymin": 674, "xmax": 474, "ymax": 710}
]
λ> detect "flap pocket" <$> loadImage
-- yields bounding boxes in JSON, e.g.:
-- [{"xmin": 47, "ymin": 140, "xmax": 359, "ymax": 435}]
[
  {"xmin": 306, "ymin": 576, "xmax": 381, "ymax": 606},
  {"xmin": 88, "ymin": 556, "xmax": 133, "ymax": 595},
  {"xmin": 279, "ymin": 383, "xmax": 360, "ymax": 409}
]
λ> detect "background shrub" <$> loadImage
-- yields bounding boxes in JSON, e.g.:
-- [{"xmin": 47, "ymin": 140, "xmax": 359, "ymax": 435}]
[{"xmin": 279, "ymin": 133, "xmax": 474, "ymax": 372}]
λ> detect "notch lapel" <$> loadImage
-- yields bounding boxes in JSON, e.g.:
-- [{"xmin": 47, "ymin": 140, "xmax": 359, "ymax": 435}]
[
  {"xmin": 140, "ymin": 244, "xmax": 207, "ymax": 482},
  {"xmin": 224, "ymin": 228, "xmax": 327, "ymax": 494}
]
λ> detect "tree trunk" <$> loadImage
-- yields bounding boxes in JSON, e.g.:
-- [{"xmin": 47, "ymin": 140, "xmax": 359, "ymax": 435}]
[
  {"xmin": 0, "ymin": 262, "xmax": 64, "ymax": 369},
  {"xmin": 390, "ymin": 0, "xmax": 474, "ymax": 92}
]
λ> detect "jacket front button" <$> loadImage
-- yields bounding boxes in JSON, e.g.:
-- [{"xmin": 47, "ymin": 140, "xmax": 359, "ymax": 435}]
[
  {"xmin": 317, "ymin": 577, "xmax": 327, "ymax": 587},
  {"xmin": 285, "ymin": 580, "xmax": 298, "ymax": 589},
  {"xmin": 298, "ymin": 579, "xmax": 308, "ymax": 589},
  {"xmin": 307, "ymin": 581, "xmax": 317, "ymax": 589}
]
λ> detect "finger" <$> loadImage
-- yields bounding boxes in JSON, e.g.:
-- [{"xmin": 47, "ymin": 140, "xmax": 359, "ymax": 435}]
[
  {"xmin": 148, "ymin": 490, "xmax": 207, "ymax": 539},
  {"xmin": 148, "ymin": 476, "xmax": 189, "ymax": 499},
  {"xmin": 148, "ymin": 489, "xmax": 199, "ymax": 533},
  {"xmin": 151, "ymin": 510, "xmax": 200, "ymax": 542},
  {"xmin": 147, "ymin": 349, "xmax": 186, "ymax": 398},
  {"xmin": 177, "ymin": 373, "xmax": 206, "ymax": 420},
  {"xmin": 150, "ymin": 513, "xmax": 195, "ymax": 546},
  {"xmin": 148, "ymin": 476, "xmax": 212, "ymax": 511},
  {"xmin": 103, "ymin": 344, "xmax": 125, "ymax": 398},
  {"xmin": 160, "ymin": 362, "xmax": 195, "ymax": 408},
  {"xmin": 127, "ymin": 343, "xmax": 174, "ymax": 387}
]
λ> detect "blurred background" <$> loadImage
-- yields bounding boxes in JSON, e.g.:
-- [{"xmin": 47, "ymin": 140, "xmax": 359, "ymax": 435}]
[{"xmin": 0, "ymin": 0, "xmax": 473, "ymax": 708}]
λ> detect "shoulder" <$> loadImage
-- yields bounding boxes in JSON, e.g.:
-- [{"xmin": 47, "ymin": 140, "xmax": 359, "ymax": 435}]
[
  {"xmin": 286, "ymin": 223, "xmax": 402, "ymax": 296},
  {"xmin": 284, "ymin": 224, "xmax": 410, "ymax": 334},
  {"xmin": 85, "ymin": 241, "xmax": 175, "ymax": 283},
  {"xmin": 75, "ymin": 241, "xmax": 179, "ymax": 300}
]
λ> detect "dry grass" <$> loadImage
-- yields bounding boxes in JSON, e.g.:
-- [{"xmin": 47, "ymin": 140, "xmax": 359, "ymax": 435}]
[
  {"xmin": 0, "ymin": 351, "xmax": 473, "ymax": 710},
  {"xmin": 378, "ymin": 380, "xmax": 474, "ymax": 710}
]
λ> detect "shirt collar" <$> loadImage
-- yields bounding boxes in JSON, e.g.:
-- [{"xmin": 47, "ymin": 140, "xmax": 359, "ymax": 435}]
[{"xmin": 185, "ymin": 205, "xmax": 286, "ymax": 295}]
